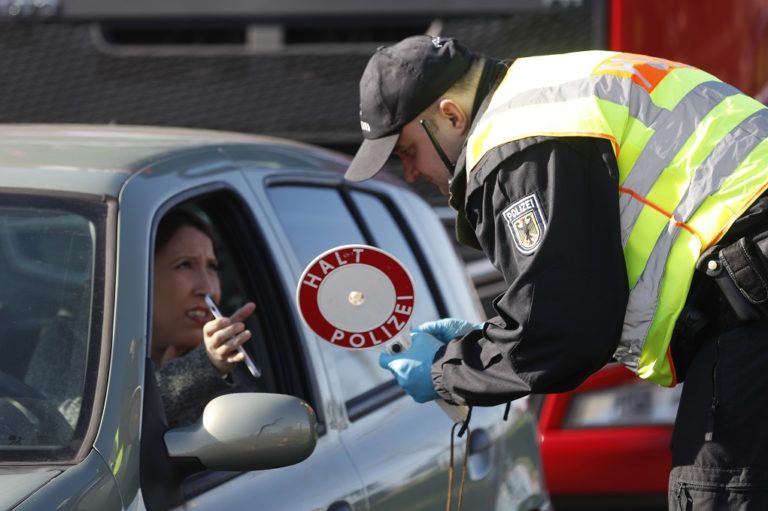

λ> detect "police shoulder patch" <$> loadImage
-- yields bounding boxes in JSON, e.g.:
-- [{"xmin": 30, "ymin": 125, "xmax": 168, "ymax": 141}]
[{"xmin": 502, "ymin": 193, "xmax": 547, "ymax": 255}]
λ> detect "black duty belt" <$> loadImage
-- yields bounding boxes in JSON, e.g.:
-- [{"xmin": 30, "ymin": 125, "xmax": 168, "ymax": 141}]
[{"xmin": 698, "ymin": 231, "xmax": 768, "ymax": 321}]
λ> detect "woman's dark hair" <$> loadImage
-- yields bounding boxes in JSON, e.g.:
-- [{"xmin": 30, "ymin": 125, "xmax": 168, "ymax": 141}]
[{"xmin": 155, "ymin": 208, "xmax": 216, "ymax": 255}]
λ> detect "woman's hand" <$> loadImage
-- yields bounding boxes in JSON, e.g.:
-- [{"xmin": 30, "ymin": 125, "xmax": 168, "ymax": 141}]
[{"xmin": 202, "ymin": 302, "xmax": 257, "ymax": 375}]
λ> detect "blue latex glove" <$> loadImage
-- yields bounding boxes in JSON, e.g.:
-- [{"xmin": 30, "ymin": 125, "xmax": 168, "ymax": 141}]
[
  {"xmin": 413, "ymin": 318, "xmax": 485, "ymax": 343},
  {"xmin": 379, "ymin": 332, "xmax": 442, "ymax": 403}
]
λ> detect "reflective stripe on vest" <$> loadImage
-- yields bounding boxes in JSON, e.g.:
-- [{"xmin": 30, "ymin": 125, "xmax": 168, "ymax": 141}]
[{"xmin": 468, "ymin": 51, "xmax": 768, "ymax": 386}]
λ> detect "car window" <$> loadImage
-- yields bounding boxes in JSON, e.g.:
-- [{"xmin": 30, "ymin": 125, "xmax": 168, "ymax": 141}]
[
  {"xmin": 148, "ymin": 200, "xmax": 280, "ymax": 429},
  {"xmin": 268, "ymin": 185, "xmax": 440, "ymax": 408},
  {"xmin": 350, "ymin": 191, "xmax": 439, "ymax": 321},
  {"xmin": 267, "ymin": 186, "xmax": 367, "ymax": 262},
  {"xmin": 143, "ymin": 190, "xmax": 317, "ymax": 505},
  {"xmin": 0, "ymin": 194, "xmax": 104, "ymax": 462},
  {"xmin": 194, "ymin": 191, "xmax": 310, "ymax": 401}
]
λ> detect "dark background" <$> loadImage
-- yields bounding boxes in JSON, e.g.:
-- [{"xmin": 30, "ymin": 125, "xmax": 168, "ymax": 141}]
[{"xmin": 0, "ymin": 2, "xmax": 605, "ymax": 159}]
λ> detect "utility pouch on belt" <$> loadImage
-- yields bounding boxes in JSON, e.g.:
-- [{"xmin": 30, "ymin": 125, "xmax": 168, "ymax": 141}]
[{"xmin": 698, "ymin": 231, "xmax": 768, "ymax": 321}]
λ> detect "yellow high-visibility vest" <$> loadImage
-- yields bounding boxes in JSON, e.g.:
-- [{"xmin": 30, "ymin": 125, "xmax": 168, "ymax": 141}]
[{"xmin": 468, "ymin": 51, "xmax": 768, "ymax": 386}]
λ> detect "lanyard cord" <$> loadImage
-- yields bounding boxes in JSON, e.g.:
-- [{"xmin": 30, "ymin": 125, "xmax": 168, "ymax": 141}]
[{"xmin": 445, "ymin": 411, "xmax": 472, "ymax": 511}]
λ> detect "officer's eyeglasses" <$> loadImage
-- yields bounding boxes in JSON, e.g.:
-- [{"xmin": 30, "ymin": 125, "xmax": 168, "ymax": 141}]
[{"xmin": 419, "ymin": 119, "xmax": 456, "ymax": 176}]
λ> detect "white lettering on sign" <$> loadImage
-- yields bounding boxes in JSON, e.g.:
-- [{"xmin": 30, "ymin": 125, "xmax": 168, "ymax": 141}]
[
  {"xmin": 313, "ymin": 247, "xmax": 366, "ymax": 277},
  {"xmin": 331, "ymin": 329, "xmax": 345, "ymax": 343},
  {"xmin": 327, "ymin": 309, "xmax": 412, "ymax": 348},
  {"xmin": 368, "ymin": 331, "xmax": 384, "ymax": 345},
  {"xmin": 302, "ymin": 273, "xmax": 323, "ymax": 289},
  {"xmin": 349, "ymin": 333, "xmax": 366, "ymax": 348},
  {"xmin": 298, "ymin": 246, "xmax": 415, "ymax": 349},
  {"xmin": 387, "ymin": 315, "xmax": 405, "ymax": 331},
  {"xmin": 319, "ymin": 259, "xmax": 335, "ymax": 275},
  {"xmin": 394, "ymin": 303, "xmax": 412, "ymax": 315},
  {"xmin": 334, "ymin": 251, "xmax": 348, "ymax": 266},
  {"xmin": 302, "ymin": 248, "xmax": 370, "ymax": 291}
]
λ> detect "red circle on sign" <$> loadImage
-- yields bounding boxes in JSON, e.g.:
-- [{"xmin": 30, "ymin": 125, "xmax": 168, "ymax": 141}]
[{"xmin": 296, "ymin": 245, "xmax": 414, "ymax": 349}]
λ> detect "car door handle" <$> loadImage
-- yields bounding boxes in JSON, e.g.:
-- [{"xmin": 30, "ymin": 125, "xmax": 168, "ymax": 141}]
[{"xmin": 467, "ymin": 428, "xmax": 492, "ymax": 481}]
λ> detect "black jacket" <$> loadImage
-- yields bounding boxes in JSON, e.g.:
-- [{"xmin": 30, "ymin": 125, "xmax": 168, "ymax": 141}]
[{"xmin": 432, "ymin": 136, "xmax": 629, "ymax": 406}]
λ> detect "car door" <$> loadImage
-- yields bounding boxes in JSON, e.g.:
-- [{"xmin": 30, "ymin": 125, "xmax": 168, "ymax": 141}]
[
  {"xmin": 109, "ymin": 145, "xmax": 364, "ymax": 510},
  {"xmin": 159, "ymin": 187, "xmax": 368, "ymax": 511},
  {"xmin": 263, "ymin": 177, "xmax": 501, "ymax": 510}
]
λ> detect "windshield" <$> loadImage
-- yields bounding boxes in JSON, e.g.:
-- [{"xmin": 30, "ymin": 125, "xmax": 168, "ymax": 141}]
[{"xmin": 0, "ymin": 194, "xmax": 106, "ymax": 462}]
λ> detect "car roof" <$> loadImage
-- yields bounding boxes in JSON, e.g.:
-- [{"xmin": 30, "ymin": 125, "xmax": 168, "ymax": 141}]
[{"xmin": 0, "ymin": 124, "xmax": 352, "ymax": 196}]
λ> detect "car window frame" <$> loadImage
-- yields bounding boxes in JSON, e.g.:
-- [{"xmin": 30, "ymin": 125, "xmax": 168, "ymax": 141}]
[
  {"xmin": 141, "ymin": 184, "xmax": 319, "ymax": 504},
  {"xmin": 343, "ymin": 184, "xmax": 452, "ymax": 420},
  {"xmin": 193, "ymin": 189, "xmax": 314, "ymax": 402}
]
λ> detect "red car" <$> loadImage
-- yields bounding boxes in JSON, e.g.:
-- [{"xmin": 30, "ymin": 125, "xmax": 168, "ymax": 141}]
[{"xmin": 533, "ymin": 364, "xmax": 680, "ymax": 510}]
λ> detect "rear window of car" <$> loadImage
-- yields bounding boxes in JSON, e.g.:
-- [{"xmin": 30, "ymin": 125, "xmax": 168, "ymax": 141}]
[
  {"xmin": 267, "ymin": 185, "xmax": 439, "ymax": 412},
  {"xmin": 0, "ymin": 194, "xmax": 106, "ymax": 462}
]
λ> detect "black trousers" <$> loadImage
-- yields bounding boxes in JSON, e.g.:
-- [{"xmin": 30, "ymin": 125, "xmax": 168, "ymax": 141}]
[{"xmin": 669, "ymin": 321, "xmax": 768, "ymax": 510}]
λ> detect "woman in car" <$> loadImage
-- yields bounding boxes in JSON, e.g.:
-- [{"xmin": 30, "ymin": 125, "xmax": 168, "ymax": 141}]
[{"xmin": 152, "ymin": 208, "xmax": 258, "ymax": 427}]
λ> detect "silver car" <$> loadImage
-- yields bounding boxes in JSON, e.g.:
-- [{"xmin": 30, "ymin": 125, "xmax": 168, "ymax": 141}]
[{"xmin": 0, "ymin": 124, "xmax": 551, "ymax": 511}]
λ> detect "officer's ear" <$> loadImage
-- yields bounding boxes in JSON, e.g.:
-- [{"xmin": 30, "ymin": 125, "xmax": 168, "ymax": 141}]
[{"xmin": 438, "ymin": 99, "xmax": 469, "ymax": 135}]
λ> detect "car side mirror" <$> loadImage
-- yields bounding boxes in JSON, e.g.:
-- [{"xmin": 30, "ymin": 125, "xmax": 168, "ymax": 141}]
[{"xmin": 164, "ymin": 393, "xmax": 317, "ymax": 471}]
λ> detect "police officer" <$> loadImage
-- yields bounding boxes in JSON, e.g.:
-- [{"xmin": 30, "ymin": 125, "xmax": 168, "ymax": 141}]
[{"xmin": 344, "ymin": 35, "xmax": 768, "ymax": 509}]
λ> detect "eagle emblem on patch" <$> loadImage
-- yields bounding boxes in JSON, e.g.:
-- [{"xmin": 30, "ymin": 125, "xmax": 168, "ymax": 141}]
[{"xmin": 502, "ymin": 194, "xmax": 547, "ymax": 255}]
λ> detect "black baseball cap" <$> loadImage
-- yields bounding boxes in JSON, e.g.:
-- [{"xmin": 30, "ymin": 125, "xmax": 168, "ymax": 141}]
[{"xmin": 344, "ymin": 35, "xmax": 473, "ymax": 182}]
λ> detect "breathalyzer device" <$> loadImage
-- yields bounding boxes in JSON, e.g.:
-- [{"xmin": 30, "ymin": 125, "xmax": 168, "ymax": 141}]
[{"xmin": 205, "ymin": 293, "xmax": 262, "ymax": 379}]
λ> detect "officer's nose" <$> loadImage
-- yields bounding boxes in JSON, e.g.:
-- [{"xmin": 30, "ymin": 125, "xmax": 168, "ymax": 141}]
[{"xmin": 402, "ymin": 160, "xmax": 420, "ymax": 184}]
